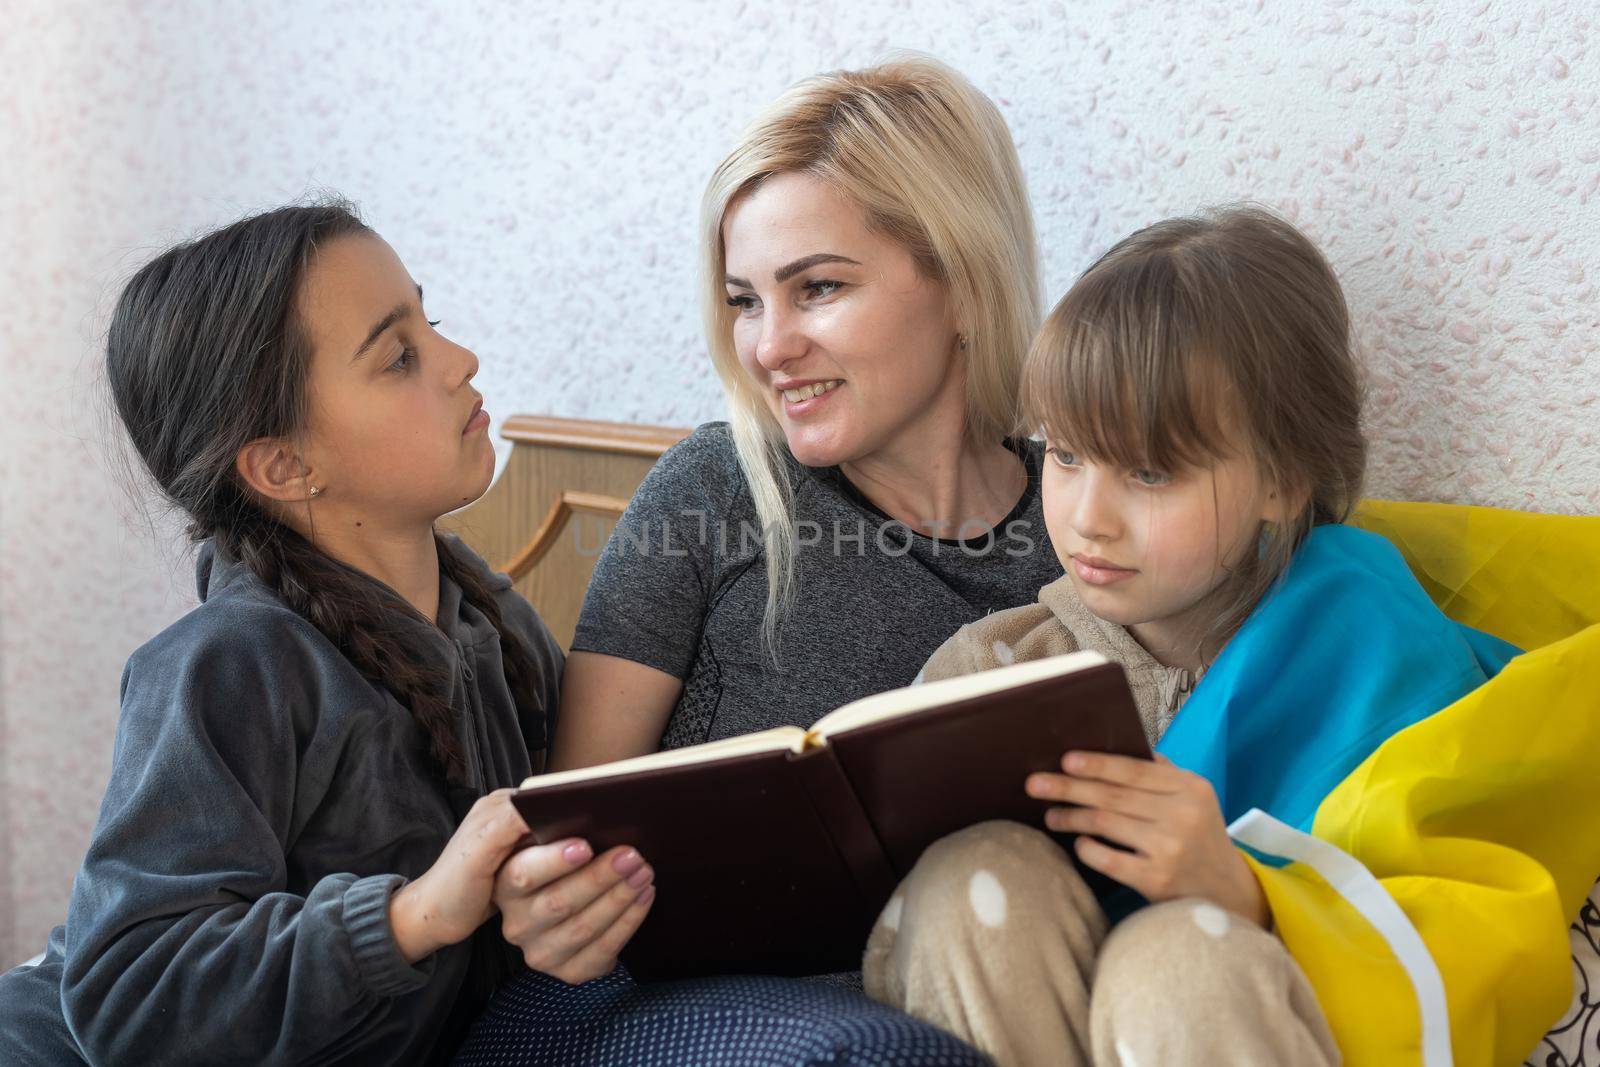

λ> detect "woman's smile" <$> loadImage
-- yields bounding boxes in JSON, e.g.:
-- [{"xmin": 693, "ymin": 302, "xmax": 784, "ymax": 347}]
[{"xmin": 776, "ymin": 377, "xmax": 844, "ymax": 417}]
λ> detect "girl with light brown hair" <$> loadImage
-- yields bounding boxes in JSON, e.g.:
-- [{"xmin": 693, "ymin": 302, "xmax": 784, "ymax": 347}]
[{"xmin": 863, "ymin": 206, "xmax": 1522, "ymax": 1065}]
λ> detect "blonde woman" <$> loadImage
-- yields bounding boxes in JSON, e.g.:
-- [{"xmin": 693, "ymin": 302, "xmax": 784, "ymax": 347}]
[
  {"xmin": 553, "ymin": 56, "xmax": 1060, "ymax": 766},
  {"xmin": 454, "ymin": 57, "xmax": 1048, "ymax": 1065}
]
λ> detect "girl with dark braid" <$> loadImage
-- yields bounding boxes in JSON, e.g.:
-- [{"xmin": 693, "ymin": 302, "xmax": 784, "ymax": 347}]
[{"xmin": 0, "ymin": 201, "xmax": 655, "ymax": 1065}]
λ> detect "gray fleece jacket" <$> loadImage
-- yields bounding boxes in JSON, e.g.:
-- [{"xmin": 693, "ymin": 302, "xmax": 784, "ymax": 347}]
[{"xmin": 0, "ymin": 536, "xmax": 562, "ymax": 1066}]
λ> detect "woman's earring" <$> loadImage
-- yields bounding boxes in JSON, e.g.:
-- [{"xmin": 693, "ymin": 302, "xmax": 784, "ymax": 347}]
[
  {"xmin": 308, "ymin": 485, "xmax": 322, "ymax": 498},
  {"xmin": 957, "ymin": 334, "xmax": 969, "ymax": 351}
]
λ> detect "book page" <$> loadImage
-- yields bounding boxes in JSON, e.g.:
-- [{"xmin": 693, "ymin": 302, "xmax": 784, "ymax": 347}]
[
  {"xmin": 814, "ymin": 649, "xmax": 1109, "ymax": 737},
  {"xmin": 518, "ymin": 725, "xmax": 807, "ymax": 791}
]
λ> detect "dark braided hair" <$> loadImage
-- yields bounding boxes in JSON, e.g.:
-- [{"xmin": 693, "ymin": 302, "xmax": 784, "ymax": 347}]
[{"xmin": 107, "ymin": 200, "xmax": 547, "ymax": 787}]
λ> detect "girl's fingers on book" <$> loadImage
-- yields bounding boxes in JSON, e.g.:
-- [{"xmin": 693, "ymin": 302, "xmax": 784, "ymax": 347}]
[
  {"xmin": 544, "ymin": 884, "xmax": 656, "ymax": 985},
  {"xmin": 1060, "ymin": 751, "xmax": 1179, "ymax": 792},
  {"xmin": 1025, "ymin": 771, "xmax": 1078, "ymax": 801},
  {"xmin": 1072, "ymin": 832, "xmax": 1143, "ymax": 886},
  {"xmin": 1044, "ymin": 804, "xmax": 1151, "ymax": 850},
  {"xmin": 497, "ymin": 837, "xmax": 594, "ymax": 894},
  {"xmin": 1026, "ymin": 773, "xmax": 1157, "ymax": 818},
  {"xmin": 501, "ymin": 845, "xmax": 645, "ymax": 940},
  {"xmin": 543, "ymin": 870, "xmax": 655, "ymax": 969}
]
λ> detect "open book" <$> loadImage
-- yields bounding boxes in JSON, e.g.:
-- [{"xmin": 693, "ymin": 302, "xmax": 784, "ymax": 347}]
[{"xmin": 512, "ymin": 650, "xmax": 1150, "ymax": 979}]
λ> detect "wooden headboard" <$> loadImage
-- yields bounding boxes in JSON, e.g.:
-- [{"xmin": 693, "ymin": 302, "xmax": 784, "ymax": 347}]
[{"xmin": 439, "ymin": 414, "xmax": 692, "ymax": 648}]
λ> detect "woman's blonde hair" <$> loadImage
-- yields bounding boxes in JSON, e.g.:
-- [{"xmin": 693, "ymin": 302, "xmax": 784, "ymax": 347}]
[
  {"xmin": 1021, "ymin": 205, "xmax": 1367, "ymax": 660},
  {"xmin": 700, "ymin": 54, "xmax": 1041, "ymax": 657}
]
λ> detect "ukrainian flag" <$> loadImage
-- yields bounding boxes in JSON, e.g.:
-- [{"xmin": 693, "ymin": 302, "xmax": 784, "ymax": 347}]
[{"xmin": 1158, "ymin": 502, "xmax": 1600, "ymax": 1066}]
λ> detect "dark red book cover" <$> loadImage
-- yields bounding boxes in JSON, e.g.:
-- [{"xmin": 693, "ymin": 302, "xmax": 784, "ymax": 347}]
[{"xmin": 511, "ymin": 654, "xmax": 1150, "ymax": 979}]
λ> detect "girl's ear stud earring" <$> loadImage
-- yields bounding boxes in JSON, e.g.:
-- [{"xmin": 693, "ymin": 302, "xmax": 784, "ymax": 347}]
[{"xmin": 308, "ymin": 485, "xmax": 322, "ymax": 498}]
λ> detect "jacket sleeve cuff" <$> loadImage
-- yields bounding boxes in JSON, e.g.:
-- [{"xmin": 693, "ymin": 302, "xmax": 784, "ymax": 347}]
[{"xmin": 343, "ymin": 873, "xmax": 435, "ymax": 997}]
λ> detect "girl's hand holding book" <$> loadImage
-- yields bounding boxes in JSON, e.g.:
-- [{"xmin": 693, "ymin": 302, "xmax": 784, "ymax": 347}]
[
  {"xmin": 389, "ymin": 789, "xmax": 536, "ymax": 963},
  {"xmin": 386, "ymin": 788, "xmax": 655, "ymax": 984},
  {"xmin": 1027, "ymin": 752, "xmax": 1271, "ymax": 928},
  {"xmin": 493, "ymin": 835, "xmax": 656, "ymax": 985}
]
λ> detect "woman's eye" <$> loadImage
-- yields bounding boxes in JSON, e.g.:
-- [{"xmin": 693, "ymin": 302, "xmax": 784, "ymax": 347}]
[
  {"xmin": 725, "ymin": 293, "xmax": 757, "ymax": 313},
  {"xmin": 1047, "ymin": 447, "xmax": 1079, "ymax": 468},
  {"xmin": 1132, "ymin": 468, "xmax": 1171, "ymax": 486},
  {"xmin": 803, "ymin": 279, "xmax": 842, "ymax": 299},
  {"xmin": 387, "ymin": 348, "xmax": 416, "ymax": 373}
]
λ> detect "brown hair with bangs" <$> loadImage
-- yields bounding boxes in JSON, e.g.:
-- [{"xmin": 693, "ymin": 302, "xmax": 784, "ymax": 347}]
[{"xmin": 1021, "ymin": 205, "xmax": 1367, "ymax": 657}]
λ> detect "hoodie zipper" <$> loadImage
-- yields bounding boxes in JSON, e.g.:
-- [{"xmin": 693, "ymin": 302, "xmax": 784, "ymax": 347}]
[{"xmin": 456, "ymin": 641, "xmax": 486, "ymax": 792}]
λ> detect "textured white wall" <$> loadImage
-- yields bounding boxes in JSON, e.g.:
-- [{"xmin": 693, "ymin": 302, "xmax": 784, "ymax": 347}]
[{"xmin": 3, "ymin": 0, "xmax": 1596, "ymax": 965}]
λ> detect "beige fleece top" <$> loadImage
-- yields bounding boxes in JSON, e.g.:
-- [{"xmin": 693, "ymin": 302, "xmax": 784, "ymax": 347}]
[{"xmin": 917, "ymin": 574, "xmax": 1198, "ymax": 745}]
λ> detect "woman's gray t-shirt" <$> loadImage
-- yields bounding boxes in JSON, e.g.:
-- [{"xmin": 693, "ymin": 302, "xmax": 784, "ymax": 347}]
[{"xmin": 572, "ymin": 421, "xmax": 1064, "ymax": 749}]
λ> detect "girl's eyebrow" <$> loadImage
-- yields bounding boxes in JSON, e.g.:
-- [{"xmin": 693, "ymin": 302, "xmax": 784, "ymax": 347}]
[
  {"xmin": 351, "ymin": 284, "xmax": 425, "ymax": 362},
  {"xmin": 723, "ymin": 252, "xmax": 862, "ymax": 289}
]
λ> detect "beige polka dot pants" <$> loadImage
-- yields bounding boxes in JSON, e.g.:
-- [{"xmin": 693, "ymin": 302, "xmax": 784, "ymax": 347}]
[{"xmin": 862, "ymin": 821, "xmax": 1340, "ymax": 1067}]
